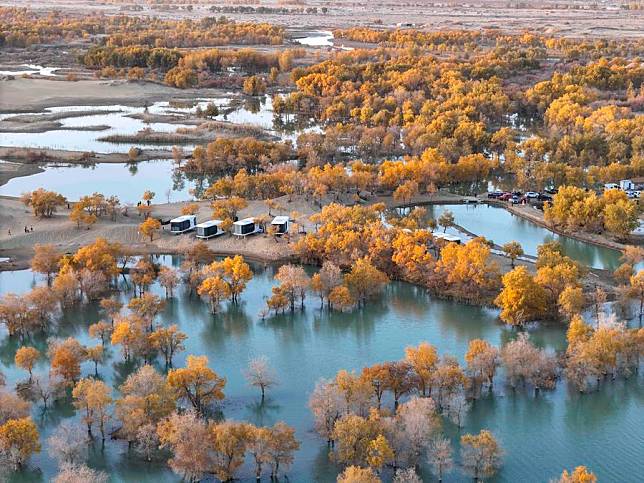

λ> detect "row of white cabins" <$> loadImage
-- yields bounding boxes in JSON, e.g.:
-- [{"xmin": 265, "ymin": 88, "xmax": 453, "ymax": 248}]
[{"xmin": 168, "ymin": 215, "xmax": 290, "ymax": 238}]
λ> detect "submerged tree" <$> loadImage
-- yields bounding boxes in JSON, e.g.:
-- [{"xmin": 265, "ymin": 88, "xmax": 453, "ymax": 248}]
[
  {"xmin": 167, "ymin": 355, "xmax": 226, "ymax": 415},
  {"xmin": 460, "ymin": 430, "xmax": 503, "ymax": 481},
  {"xmin": 244, "ymin": 355, "xmax": 278, "ymax": 400}
]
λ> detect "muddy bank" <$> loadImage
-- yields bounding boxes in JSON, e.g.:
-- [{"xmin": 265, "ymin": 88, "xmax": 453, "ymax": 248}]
[
  {"xmin": 0, "ymin": 78, "xmax": 225, "ymax": 113},
  {"xmin": 0, "ymin": 147, "xmax": 175, "ymax": 165},
  {"xmin": 0, "ymin": 162, "xmax": 44, "ymax": 188},
  {"xmin": 0, "ymin": 122, "xmax": 111, "ymax": 133}
]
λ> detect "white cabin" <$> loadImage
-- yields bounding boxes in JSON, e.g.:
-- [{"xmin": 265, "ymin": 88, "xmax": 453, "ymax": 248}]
[
  {"xmin": 620, "ymin": 179, "xmax": 635, "ymax": 191},
  {"xmin": 432, "ymin": 232, "xmax": 462, "ymax": 244},
  {"xmin": 232, "ymin": 218, "xmax": 261, "ymax": 237},
  {"xmin": 195, "ymin": 219, "xmax": 225, "ymax": 239},
  {"xmin": 170, "ymin": 215, "xmax": 197, "ymax": 234},
  {"xmin": 271, "ymin": 216, "xmax": 289, "ymax": 235}
]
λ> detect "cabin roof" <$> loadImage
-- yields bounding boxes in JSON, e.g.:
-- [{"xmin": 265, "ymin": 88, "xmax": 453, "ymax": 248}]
[
  {"xmin": 271, "ymin": 216, "xmax": 289, "ymax": 224},
  {"xmin": 432, "ymin": 232, "xmax": 461, "ymax": 242},
  {"xmin": 233, "ymin": 217, "xmax": 255, "ymax": 226},
  {"xmin": 196, "ymin": 219, "xmax": 223, "ymax": 228},
  {"xmin": 170, "ymin": 215, "xmax": 196, "ymax": 223}
]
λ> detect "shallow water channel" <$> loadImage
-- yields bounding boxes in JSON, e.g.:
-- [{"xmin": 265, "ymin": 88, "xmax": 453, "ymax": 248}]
[
  {"xmin": 398, "ymin": 203, "xmax": 624, "ymax": 271},
  {"xmin": 0, "ymin": 258, "xmax": 642, "ymax": 482}
]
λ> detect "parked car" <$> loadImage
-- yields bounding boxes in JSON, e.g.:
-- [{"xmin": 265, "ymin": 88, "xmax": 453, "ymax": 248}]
[
  {"xmin": 537, "ymin": 193, "xmax": 552, "ymax": 201},
  {"xmin": 510, "ymin": 196, "xmax": 521, "ymax": 204},
  {"xmin": 499, "ymin": 193, "xmax": 513, "ymax": 201},
  {"xmin": 525, "ymin": 191, "xmax": 539, "ymax": 198},
  {"xmin": 544, "ymin": 187, "xmax": 558, "ymax": 194},
  {"xmin": 487, "ymin": 191, "xmax": 502, "ymax": 199}
]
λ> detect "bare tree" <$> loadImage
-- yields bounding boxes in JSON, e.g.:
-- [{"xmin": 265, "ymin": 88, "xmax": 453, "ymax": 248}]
[
  {"xmin": 244, "ymin": 355, "xmax": 278, "ymax": 400},
  {"xmin": 47, "ymin": 421, "xmax": 89, "ymax": 465},
  {"xmin": 308, "ymin": 378, "xmax": 346, "ymax": 445},
  {"xmin": 443, "ymin": 392, "xmax": 470, "ymax": 428},
  {"xmin": 428, "ymin": 437, "xmax": 454, "ymax": 482},
  {"xmin": 393, "ymin": 396, "xmax": 440, "ymax": 466},
  {"xmin": 135, "ymin": 423, "xmax": 160, "ymax": 462},
  {"xmin": 54, "ymin": 463, "xmax": 108, "ymax": 483},
  {"xmin": 32, "ymin": 374, "xmax": 64, "ymax": 409},
  {"xmin": 393, "ymin": 468, "xmax": 422, "ymax": 483}
]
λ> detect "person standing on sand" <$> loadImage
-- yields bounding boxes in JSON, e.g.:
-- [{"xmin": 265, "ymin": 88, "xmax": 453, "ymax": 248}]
[{"xmin": 7, "ymin": 229, "xmax": 11, "ymax": 236}]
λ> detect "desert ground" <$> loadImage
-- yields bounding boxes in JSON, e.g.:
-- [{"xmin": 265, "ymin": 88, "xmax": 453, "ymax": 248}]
[{"xmin": 1, "ymin": 0, "xmax": 641, "ymax": 38}]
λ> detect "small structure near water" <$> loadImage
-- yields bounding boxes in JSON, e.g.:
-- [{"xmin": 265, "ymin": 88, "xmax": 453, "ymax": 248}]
[
  {"xmin": 271, "ymin": 216, "xmax": 289, "ymax": 235},
  {"xmin": 170, "ymin": 215, "xmax": 197, "ymax": 234},
  {"xmin": 232, "ymin": 218, "xmax": 262, "ymax": 237},
  {"xmin": 195, "ymin": 219, "xmax": 225, "ymax": 239},
  {"xmin": 432, "ymin": 232, "xmax": 462, "ymax": 244}
]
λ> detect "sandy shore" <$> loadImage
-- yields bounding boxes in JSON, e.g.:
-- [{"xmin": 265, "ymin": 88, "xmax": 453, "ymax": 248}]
[
  {"xmin": 0, "ymin": 195, "xmax": 317, "ymax": 270},
  {"xmin": 0, "ymin": 78, "xmax": 225, "ymax": 113},
  {"xmin": 0, "ymin": 162, "xmax": 44, "ymax": 189},
  {"xmin": 0, "ymin": 147, "xmax": 175, "ymax": 168}
]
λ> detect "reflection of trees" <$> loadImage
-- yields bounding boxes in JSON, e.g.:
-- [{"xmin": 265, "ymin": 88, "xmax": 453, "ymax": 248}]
[
  {"xmin": 174, "ymin": 170, "xmax": 220, "ymax": 200},
  {"xmin": 313, "ymin": 302, "xmax": 382, "ymax": 341},
  {"xmin": 111, "ymin": 359, "xmax": 141, "ymax": 390},
  {"xmin": 564, "ymin": 375, "xmax": 644, "ymax": 431},
  {"xmin": 245, "ymin": 396, "xmax": 281, "ymax": 427},
  {"xmin": 387, "ymin": 283, "xmax": 432, "ymax": 319},
  {"xmin": 126, "ymin": 162, "xmax": 138, "ymax": 175},
  {"xmin": 259, "ymin": 309, "xmax": 310, "ymax": 346},
  {"xmin": 243, "ymin": 96, "xmax": 262, "ymax": 114},
  {"xmin": 199, "ymin": 301, "xmax": 253, "ymax": 353},
  {"xmin": 310, "ymin": 444, "xmax": 343, "ymax": 483},
  {"xmin": 272, "ymin": 114, "xmax": 312, "ymax": 135},
  {"xmin": 497, "ymin": 323, "xmax": 566, "ymax": 354},
  {"xmin": 171, "ymin": 168, "xmax": 186, "ymax": 193},
  {"xmin": 36, "ymin": 398, "xmax": 76, "ymax": 432}
]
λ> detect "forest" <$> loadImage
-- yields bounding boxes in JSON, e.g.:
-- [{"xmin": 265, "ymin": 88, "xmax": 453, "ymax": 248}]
[{"xmin": 0, "ymin": 8, "xmax": 643, "ymax": 483}]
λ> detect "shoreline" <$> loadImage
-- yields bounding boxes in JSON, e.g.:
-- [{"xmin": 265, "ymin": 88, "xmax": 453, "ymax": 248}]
[
  {"xmin": 0, "ymin": 188, "xmax": 635, "ymax": 269},
  {"xmin": 0, "ymin": 147, "xmax": 175, "ymax": 172},
  {"xmin": 0, "ymin": 78, "xmax": 227, "ymax": 113},
  {"xmin": 489, "ymin": 199, "xmax": 638, "ymax": 252},
  {"xmin": 0, "ymin": 244, "xmax": 297, "ymax": 272},
  {"xmin": 387, "ymin": 194, "xmax": 637, "ymax": 254}
]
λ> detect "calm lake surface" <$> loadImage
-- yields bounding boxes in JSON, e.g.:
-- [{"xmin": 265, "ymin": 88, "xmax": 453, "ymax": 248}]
[
  {"xmin": 401, "ymin": 203, "xmax": 624, "ymax": 271},
  {"xmin": 0, "ymin": 160, "xmax": 195, "ymax": 204},
  {"xmin": 1, "ymin": 258, "xmax": 642, "ymax": 482},
  {"xmin": 0, "ymin": 95, "xmax": 308, "ymax": 155}
]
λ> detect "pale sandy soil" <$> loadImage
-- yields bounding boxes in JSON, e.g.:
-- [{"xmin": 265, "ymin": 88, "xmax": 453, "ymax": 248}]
[
  {"xmin": 0, "ymin": 78, "xmax": 224, "ymax": 112},
  {"xmin": 2, "ymin": 0, "xmax": 641, "ymax": 38},
  {"xmin": 0, "ymin": 195, "xmax": 318, "ymax": 269},
  {"xmin": 0, "ymin": 162, "xmax": 43, "ymax": 188}
]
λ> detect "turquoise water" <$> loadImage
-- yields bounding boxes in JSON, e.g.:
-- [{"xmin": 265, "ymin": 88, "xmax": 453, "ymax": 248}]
[
  {"xmin": 0, "ymin": 259, "xmax": 642, "ymax": 482},
  {"xmin": 403, "ymin": 203, "xmax": 624, "ymax": 271}
]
